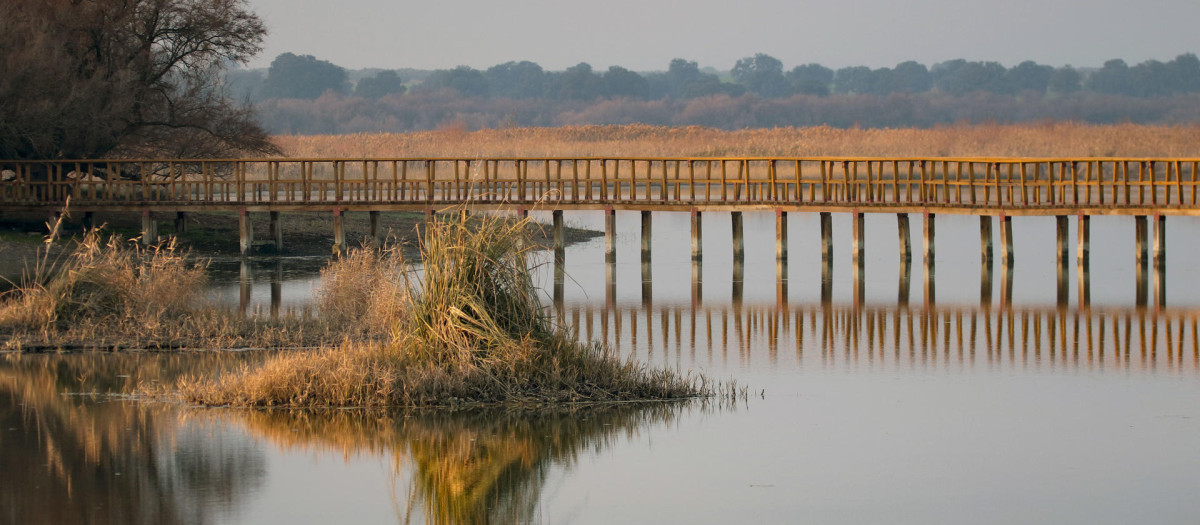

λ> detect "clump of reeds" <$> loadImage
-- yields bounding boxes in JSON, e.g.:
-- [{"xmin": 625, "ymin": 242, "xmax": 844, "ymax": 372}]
[
  {"xmin": 315, "ymin": 243, "xmax": 410, "ymax": 336},
  {"xmin": 181, "ymin": 213, "xmax": 706, "ymax": 408},
  {"xmin": 0, "ymin": 229, "xmax": 207, "ymax": 333}
]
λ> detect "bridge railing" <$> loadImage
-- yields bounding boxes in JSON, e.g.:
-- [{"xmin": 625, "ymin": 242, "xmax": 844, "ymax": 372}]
[{"xmin": 3, "ymin": 157, "xmax": 1199, "ymax": 210}]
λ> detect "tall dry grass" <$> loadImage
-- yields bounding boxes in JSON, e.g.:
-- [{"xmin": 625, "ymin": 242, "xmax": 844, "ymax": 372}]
[
  {"xmin": 272, "ymin": 123, "xmax": 1200, "ymax": 159},
  {"xmin": 181, "ymin": 212, "xmax": 706, "ymax": 408}
]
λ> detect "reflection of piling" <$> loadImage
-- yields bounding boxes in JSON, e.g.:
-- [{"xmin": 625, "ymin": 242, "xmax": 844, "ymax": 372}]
[
  {"xmin": 270, "ymin": 260, "xmax": 282, "ymax": 319},
  {"xmin": 239, "ymin": 259, "xmax": 252, "ymax": 315}
]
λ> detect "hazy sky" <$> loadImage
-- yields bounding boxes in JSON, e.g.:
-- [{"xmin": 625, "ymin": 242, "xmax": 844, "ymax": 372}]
[{"xmin": 245, "ymin": 0, "xmax": 1200, "ymax": 72}]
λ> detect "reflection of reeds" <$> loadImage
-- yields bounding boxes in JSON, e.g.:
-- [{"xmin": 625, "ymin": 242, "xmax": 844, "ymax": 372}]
[
  {"xmin": 183, "ymin": 213, "xmax": 707, "ymax": 407},
  {"xmin": 218, "ymin": 402, "xmax": 705, "ymax": 525},
  {"xmin": 273, "ymin": 123, "xmax": 1200, "ymax": 159},
  {"xmin": 0, "ymin": 352, "xmax": 265, "ymax": 524}
]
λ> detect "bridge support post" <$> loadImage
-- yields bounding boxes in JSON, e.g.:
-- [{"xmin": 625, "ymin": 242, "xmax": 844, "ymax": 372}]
[
  {"xmin": 775, "ymin": 208, "xmax": 787, "ymax": 261},
  {"xmin": 731, "ymin": 211, "xmax": 744, "ymax": 262},
  {"xmin": 237, "ymin": 209, "xmax": 251, "ymax": 256},
  {"xmin": 820, "ymin": 212, "xmax": 832, "ymax": 262},
  {"xmin": 1154, "ymin": 255, "xmax": 1166, "ymax": 309},
  {"xmin": 691, "ymin": 258, "xmax": 702, "ymax": 305},
  {"xmin": 640, "ymin": 210, "xmax": 651, "ymax": 264},
  {"xmin": 174, "ymin": 211, "xmax": 187, "ymax": 234},
  {"xmin": 553, "ymin": 210, "xmax": 565, "ymax": 265},
  {"xmin": 923, "ymin": 212, "xmax": 935, "ymax": 265},
  {"xmin": 999, "ymin": 214, "xmax": 1014, "ymax": 265},
  {"xmin": 1153, "ymin": 214, "xmax": 1165, "ymax": 270},
  {"xmin": 899, "ymin": 249, "xmax": 912, "ymax": 306},
  {"xmin": 1055, "ymin": 215, "xmax": 1069, "ymax": 268},
  {"xmin": 980, "ymin": 216, "xmax": 993, "ymax": 264},
  {"xmin": 980, "ymin": 251, "xmax": 993, "ymax": 307},
  {"xmin": 690, "ymin": 208, "xmax": 702, "ymax": 262},
  {"xmin": 368, "ymin": 211, "xmax": 380, "ymax": 248},
  {"xmin": 897, "ymin": 213, "xmax": 911, "ymax": 263},
  {"xmin": 604, "ymin": 206, "xmax": 616, "ymax": 264},
  {"xmin": 332, "ymin": 208, "xmax": 344, "ymax": 256},
  {"xmin": 851, "ymin": 211, "xmax": 865, "ymax": 264},
  {"xmin": 141, "ymin": 209, "xmax": 158, "ymax": 246},
  {"xmin": 271, "ymin": 260, "xmax": 283, "ymax": 319},
  {"xmin": 1076, "ymin": 214, "xmax": 1090, "ymax": 264},
  {"xmin": 1134, "ymin": 215, "xmax": 1148, "ymax": 266},
  {"xmin": 269, "ymin": 211, "xmax": 283, "ymax": 251}
]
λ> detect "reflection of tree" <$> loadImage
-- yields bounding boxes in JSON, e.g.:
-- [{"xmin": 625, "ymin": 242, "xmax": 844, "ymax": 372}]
[
  {"xmin": 0, "ymin": 353, "xmax": 266, "ymax": 525},
  {"xmin": 232, "ymin": 403, "xmax": 709, "ymax": 525}
]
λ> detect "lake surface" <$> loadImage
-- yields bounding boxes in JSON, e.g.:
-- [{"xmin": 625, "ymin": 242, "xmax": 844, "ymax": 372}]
[{"xmin": 4, "ymin": 211, "xmax": 1200, "ymax": 524}]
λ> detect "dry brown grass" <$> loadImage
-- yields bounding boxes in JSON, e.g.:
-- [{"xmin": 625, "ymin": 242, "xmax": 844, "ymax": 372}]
[
  {"xmin": 180, "ymin": 212, "xmax": 707, "ymax": 408},
  {"xmin": 272, "ymin": 123, "xmax": 1200, "ymax": 159}
]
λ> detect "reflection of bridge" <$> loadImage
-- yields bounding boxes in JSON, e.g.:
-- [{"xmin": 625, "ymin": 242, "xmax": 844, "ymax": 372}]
[
  {"xmin": 564, "ymin": 302, "xmax": 1200, "ymax": 374},
  {"xmin": 3, "ymin": 157, "xmax": 1197, "ymax": 266}
]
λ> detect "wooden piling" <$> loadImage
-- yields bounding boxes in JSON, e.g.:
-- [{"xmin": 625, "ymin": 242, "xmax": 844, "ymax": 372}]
[
  {"xmin": 1153, "ymin": 214, "xmax": 1165, "ymax": 270},
  {"xmin": 640, "ymin": 210, "xmax": 651, "ymax": 263},
  {"xmin": 604, "ymin": 206, "xmax": 616, "ymax": 264},
  {"xmin": 1076, "ymin": 214, "xmax": 1090, "ymax": 265},
  {"xmin": 897, "ymin": 213, "xmax": 911, "ymax": 263},
  {"xmin": 731, "ymin": 211, "xmax": 745, "ymax": 262},
  {"xmin": 174, "ymin": 211, "xmax": 186, "ymax": 234},
  {"xmin": 237, "ymin": 208, "xmax": 251, "ymax": 256},
  {"xmin": 922, "ymin": 212, "xmax": 935, "ymax": 265},
  {"xmin": 775, "ymin": 208, "xmax": 788, "ymax": 261},
  {"xmin": 553, "ymin": 209, "xmax": 565, "ymax": 263},
  {"xmin": 851, "ymin": 211, "xmax": 864, "ymax": 263},
  {"xmin": 1055, "ymin": 215, "xmax": 1069, "ymax": 268},
  {"xmin": 269, "ymin": 211, "xmax": 283, "ymax": 250},
  {"xmin": 690, "ymin": 208, "xmax": 702, "ymax": 261},
  {"xmin": 820, "ymin": 212, "xmax": 832, "ymax": 262},
  {"xmin": 368, "ymin": 210, "xmax": 380, "ymax": 248},
  {"xmin": 999, "ymin": 214, "xmax": 1014, "ymax": 265},
  {"xmin": 1135, "ymin": 215, "xmax": 1148, "ymax": 265},
  {"xmin": 141, "ymin": 209, "xmax": 158, "ymax": 246},
  {"xmin": 980, "ymin": 215, "xmax": 993, "ymax": 263},
  {"xmin": 332, "ymin": 208, "xmax": 344, "ymax": 255}
]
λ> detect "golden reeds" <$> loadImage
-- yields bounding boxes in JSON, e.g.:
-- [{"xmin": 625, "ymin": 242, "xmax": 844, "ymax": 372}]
[{"xmin": 272, "ymin": 122, "xmax": 1200, "ymax": 159}]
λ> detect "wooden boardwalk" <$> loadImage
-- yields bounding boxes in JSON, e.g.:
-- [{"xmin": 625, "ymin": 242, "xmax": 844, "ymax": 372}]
[
  {"xmin": 2, "ymin": 157, "xmax": 1195, "ymax": 264},
  {"xmin": 4, "ymin": 157, "xmax": 1200, "ymax": 215}
]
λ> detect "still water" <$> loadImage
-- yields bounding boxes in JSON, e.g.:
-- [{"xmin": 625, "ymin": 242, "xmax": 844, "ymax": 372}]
[{"xmin": 4, "ymin": 211, "xmax": 1200, "ymax": 524}]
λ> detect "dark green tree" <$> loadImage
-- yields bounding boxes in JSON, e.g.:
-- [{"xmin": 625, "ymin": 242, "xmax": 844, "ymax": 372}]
[
  {"xmin": 422, "ymin": 66, "xmax": 490, "ymax": 97},
  {"xmin": 548, "ymin": 63, "xmax": 602, "ymax": 101},
  {"xmin": 891, "ymin": 61, "xmax": 933, "ymax": 93},
  {"xmin": 787, "ymin": 64, "xmax": 834, "ymax": 96},
  {"xmin": 263, "ymin": 53, "xmax": 350, "ymax": 99},
  {"xmin": 1086, "ymin": 59, "xmax": 1136, "ymax": 96},
  {"xmin": 732, "ymin": 53, "xmax": 791, "ymax": 97},
  {"xmin": 1047, "ymin": 66, "xmax": 1083, "ymax": 95},
  {"xmin": 354, "ymin": 70, "xmax": 406, "ymax": 100},
  {"xmin": 485, "ymin": 61, "xmax": 547, "ymax": 99},
  {"xmin": 602, "ymin": 66, "xmax": 649, "ymax": 99},
  {"xmin": 1006, "ymin": 61, "xmax": 1054, "ymax": 94},
  {"xmin": 834, "ymin": 66, "xmax": 877, "ymax": 94}
]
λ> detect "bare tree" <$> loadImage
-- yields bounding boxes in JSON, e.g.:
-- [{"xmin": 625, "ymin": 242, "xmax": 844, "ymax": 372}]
[{"xmin": 0, "ymin": 0, "xmax": 277, "ymax": 169}]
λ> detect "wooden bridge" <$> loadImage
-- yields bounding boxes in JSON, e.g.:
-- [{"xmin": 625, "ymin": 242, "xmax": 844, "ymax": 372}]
[{"xmin": 3, "ymin": 156, "xmax": 1197, "ymax": 265}]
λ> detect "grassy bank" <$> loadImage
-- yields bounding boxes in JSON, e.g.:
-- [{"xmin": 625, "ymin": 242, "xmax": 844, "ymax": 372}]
[{"xmin": 180, "ymin": 213, "xmax": 706, "ymax": 407}]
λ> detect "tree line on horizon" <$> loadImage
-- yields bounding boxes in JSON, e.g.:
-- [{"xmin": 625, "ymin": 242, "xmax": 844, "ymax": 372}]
[
  {"xmin": 235, "ymin": 52, "xmax": 1200, "ymax": 102},
  {"xmin": 230, "ymin": 52, "xmax": 1200, "ymax": 134}
]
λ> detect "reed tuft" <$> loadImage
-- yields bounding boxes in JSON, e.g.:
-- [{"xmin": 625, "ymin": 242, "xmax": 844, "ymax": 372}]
[{"xmin": 182, "ymin": 212, "xmax": 706, "ymax": 408}]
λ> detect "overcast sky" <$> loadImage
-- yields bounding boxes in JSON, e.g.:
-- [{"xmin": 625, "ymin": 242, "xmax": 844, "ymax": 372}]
[{"xmin": 245, "ymin": 0, "xmax": 1200, "ymax": 72}]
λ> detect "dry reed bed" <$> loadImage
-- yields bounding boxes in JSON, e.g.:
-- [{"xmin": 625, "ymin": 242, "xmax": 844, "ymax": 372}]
[
  {"xmin": 180, "ymin": 213, "xmax": 706, "ymax": 408},
  {"xmin": 272, "ymin": 123, "xmax": 1200, "ymax": 159}
]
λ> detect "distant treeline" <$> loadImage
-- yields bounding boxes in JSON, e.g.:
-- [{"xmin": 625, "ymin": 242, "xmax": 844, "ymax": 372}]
[{"xmin": 227, "ymin": 52, "xmax": 1200, "ymax": 133}]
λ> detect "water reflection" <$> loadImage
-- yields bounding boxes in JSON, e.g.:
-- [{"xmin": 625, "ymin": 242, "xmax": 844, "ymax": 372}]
[
  {"xmin": 0, "ymin": 353, "xmax": 267, "ymax": 525},
  {"xmin": 564, "ymin": 301, "xmax": 1200, "ymax": 374},
  {"xmin": 219, "ymin": 403, "xmax": 699, "ymax": 525}
]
